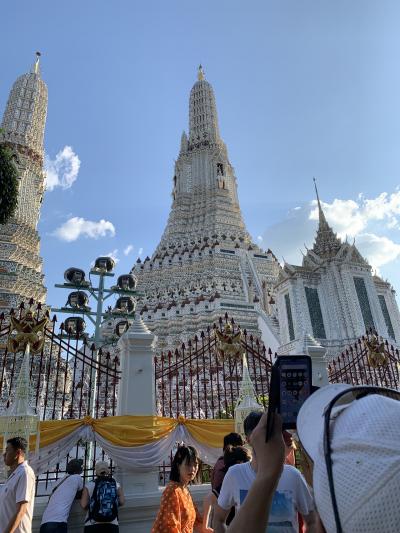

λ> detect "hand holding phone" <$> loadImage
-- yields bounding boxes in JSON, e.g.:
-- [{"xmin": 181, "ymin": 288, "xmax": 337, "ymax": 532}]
[{"xmin": 266, "ymin": 355, "xmax": 312, "ymax": 441}]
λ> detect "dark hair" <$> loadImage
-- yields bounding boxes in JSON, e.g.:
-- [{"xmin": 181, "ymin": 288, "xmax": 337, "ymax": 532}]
[
  {"xmin": 6, "ymin": 436, "xmax": 27, "ymax": 454},
  {"xmin": 223, "ymin": 445, "xmax": 251, "ymax": 469},
  {"xmin": 66, "ymin": 458, "xmax": 83, "ymax": 475},
  {"xmin": 170, "ymin": 444, "xmax": 199, "ymax": 482},
  {"xmin": 223, "ymin": 432, "xmax": 244, "ymax": 451},
  {"xmin": 243, "ymin": 411, "xmax": 263, "ymax": 437}
]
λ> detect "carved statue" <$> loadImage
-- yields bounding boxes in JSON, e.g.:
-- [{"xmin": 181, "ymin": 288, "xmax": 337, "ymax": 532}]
[
  {"xmin": 215, "ymin": 323, "xmax": 243, "ymax": 361},
  {"xmin": 7, "ymin": 311, "xmax": 48, "ymax": 353},
  {"xmin": 366, "ymin": 335, "xmax": 388, "ymax": 368}
]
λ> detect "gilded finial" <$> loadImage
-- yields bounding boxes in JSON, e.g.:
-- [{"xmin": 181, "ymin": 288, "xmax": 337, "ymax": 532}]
[{"xmin": 198, "ymin": 64, "xmax": 205, "ymax": 81}]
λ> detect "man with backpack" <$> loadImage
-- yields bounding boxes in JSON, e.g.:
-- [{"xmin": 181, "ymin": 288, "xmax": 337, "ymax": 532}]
[
  {"xmin": 40, "ymin": 458, "xmax": 84, "ymax": 532},
  {"xmin": 80, "ymin": 461, "xmax": 125, "ymax": 532}
]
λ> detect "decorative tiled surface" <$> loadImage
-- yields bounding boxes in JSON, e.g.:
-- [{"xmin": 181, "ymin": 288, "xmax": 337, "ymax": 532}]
[
  {"xmin": 305, "ymin": 286, "xmax": 326, "ymax": 339},
  {"xmin": 378, "ymin": 294, "xmax": 395, "ymax": 340},
  {"xmin": 284, "ymin": 293, "xmax": 295, "ymax": 341},
  {"xmin": 354, "ymin": 277, "xmax": 375, "ymax": 331}
]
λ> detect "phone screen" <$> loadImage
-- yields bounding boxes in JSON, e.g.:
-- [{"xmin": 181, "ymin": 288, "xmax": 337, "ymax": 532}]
[{"xmin": 279, "ymin": 360, "xmax": 311, "ymax": 427}]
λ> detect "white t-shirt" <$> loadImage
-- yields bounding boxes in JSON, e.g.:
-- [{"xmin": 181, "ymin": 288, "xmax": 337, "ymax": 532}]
[
  {"xmin": 218, "ymin": 463, "xmax": 314, "ymax": 533},
  {"xmin": 41, "ymin": 474, "xmax": 83, "ymax": 524},
  {"xmin": 0, "ymin": 461, "xmax": 35, "ymax": 533},
  {"xmin": 84, "ymin": 479, "xmax": 120, "ymax": 526}
]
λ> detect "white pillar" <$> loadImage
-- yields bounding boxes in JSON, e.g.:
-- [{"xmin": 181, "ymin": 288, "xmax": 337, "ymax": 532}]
[
  {"xmin": 116, "ymin": 315, "xmax": 159, "ymax": 495},
  {"xmin": 304, "ymin": 334, "xmax": 329, "ymax": 388}
]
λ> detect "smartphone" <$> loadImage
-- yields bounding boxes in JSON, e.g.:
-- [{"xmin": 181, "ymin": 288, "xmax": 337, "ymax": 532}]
[{"xmin": 266, "ymin": 355, "xmax": 312, "ymax": 441}]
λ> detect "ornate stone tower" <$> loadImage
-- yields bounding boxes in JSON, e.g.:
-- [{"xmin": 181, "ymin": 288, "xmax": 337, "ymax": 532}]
[
  {"xmin": 133, "ymin": 67, "xmax": 281, "ymax": 349},
  {"xmin": 0, "ymin": 53, "xmax": 48, "ymax": 311}
]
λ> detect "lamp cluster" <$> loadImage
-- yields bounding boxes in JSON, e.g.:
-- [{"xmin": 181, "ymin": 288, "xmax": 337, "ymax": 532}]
[{"xmin": 52, "ymin": 257, "xmax": 139, "ymax": 341}]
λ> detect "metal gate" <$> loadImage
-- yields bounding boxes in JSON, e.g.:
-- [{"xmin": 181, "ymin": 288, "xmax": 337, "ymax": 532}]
[
  {"xmin": 328, "ymin": 330, "xmax": 400, "ymax": 390},
  {"xmin": 0, "ymin": 301, "xmax": 121, "ymax": 495},
  {"xmin": 154, "ymin": 314, "xmax": 274, "ymax": 484},
  {"xmin": 154, "ymin": 314, "xmax": 274, "ymax": 419}
]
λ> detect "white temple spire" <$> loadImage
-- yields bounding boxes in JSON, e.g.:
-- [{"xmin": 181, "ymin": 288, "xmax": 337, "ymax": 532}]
[
  {"xmin": 0, "ymin": 55, "xmax": 48, "ymax": 311},
  {"xmin": 313, "ymin": 177, "xmax": 328, "ymax": 227},
  {"xmin": 189, "ymin": 65, "xmax": 220, "ymax": 142}
]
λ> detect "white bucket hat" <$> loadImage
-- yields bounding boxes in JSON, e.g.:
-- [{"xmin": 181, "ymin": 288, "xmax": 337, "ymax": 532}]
[
  {"xmin": 297, "ymin": 384, "xmax": 400, "ymax": 533},
  {"xmin": 95, "ymin": 460, "xmax": 110, "ymax": 476}
]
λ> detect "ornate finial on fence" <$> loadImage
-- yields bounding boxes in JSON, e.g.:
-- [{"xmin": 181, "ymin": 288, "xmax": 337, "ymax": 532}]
[
  {"xmin": 7, "ymin": 306, "xmax": 48, "ymax": 354},
  {"xmin": 366, "ymin": 335, "xmax": 388, "ymax": 368},
  {"xmin": 215, "ymin": 323, "xmax": 242, "ymax": 361}
]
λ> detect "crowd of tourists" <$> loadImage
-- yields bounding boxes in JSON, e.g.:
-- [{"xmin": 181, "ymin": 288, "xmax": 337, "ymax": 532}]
[
  {"xmin": 0, "ymin": 441, "xmax": 125, "ymax": 533},
  {"xmin": 0, "ymin": 383, "xmax": 399, "ymax": 532}
]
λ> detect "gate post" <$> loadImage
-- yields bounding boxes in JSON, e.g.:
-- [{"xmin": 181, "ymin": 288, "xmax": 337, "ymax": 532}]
[
  {"xmin": 116, "ymin": 314, "xmax": 158, "ymax": 495},
  {"xmin": 304, "ymin": 334, "xmax": 329, "ymax": 387}
]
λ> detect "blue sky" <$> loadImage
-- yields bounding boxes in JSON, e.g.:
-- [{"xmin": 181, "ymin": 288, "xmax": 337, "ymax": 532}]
[{"xmin": 2, "ymin": 0, "xmax": 400, "ymax": 309}]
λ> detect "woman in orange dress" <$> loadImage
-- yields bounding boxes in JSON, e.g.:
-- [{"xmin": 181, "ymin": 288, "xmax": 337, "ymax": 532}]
[{"xmin": 152, "ymin": 444, "xmax": 213, "ymax": 533}]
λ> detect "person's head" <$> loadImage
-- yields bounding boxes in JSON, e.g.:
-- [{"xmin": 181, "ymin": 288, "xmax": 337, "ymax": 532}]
[
  {"xmin": 3, "ymin": 436, "xmax": 27, "ymax": 467},
  {"xmin": 95, "ymin": 460, "xmax": 110, "ymax": 478},
  {"xmin": 243, "ymin": 411, "xmax": 263, "ymax": 440},
  {"xmin": 66, "ymin": 458, "xmax": 83, "ymax": 475},
  {"xmin": 170, "ymin": 444, "xmax": 199, "ymax": 485},
  {"xmin": 222, "ymin": 432, "xmax": 244, "ymax": 451},
  {"xmin": 223, "ymin": 445, "xmax": 251, "ymax": 470},
  {"xmin": 283, "ymin": 430, "xmax": 296, "ymax": 465},
  {"xmin": 297, "ymin": 384, "xmax": 400, "ymax": 533}
]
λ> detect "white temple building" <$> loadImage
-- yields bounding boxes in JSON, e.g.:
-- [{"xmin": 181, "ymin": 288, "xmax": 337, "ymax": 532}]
[
  {"xmin": 276, "ymin": 184, "xmax": 400, "ymax": 356},
  {"xmin": 133, "ymin": 66, "xmax": 281, "ymax": 349},
  {"xmin": 133, "ymin": 67, "xmax": 400, "ymax": 356}
]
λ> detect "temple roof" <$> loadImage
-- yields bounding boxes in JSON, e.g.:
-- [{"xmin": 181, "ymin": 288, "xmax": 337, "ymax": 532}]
[{"xmin": 311, "ymin": 179, "xmax": 342, "ymax": 260}]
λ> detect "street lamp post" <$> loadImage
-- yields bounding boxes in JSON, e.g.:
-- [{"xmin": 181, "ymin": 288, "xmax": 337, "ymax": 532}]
[{"xmin": 51, "ymin": 257, "xmax": 141, "ymax": 418}]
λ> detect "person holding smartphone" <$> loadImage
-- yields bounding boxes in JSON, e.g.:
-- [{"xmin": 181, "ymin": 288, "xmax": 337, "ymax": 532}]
[{"xmin": 213, "ymin": 411, "xmax": 322, "ymax": 533}]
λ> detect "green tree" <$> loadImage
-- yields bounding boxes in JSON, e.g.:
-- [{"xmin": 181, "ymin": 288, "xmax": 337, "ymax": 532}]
[{"xmin": 0, "ymin": 143, "xmax": 19, "ymax": 224}]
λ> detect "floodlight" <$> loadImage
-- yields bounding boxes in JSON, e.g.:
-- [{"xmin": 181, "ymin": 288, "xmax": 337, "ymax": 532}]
[
  {"xmin": 64, "ymin": 267, "xmax": 87, "ymax": 285},
  {"xmin": 65, "ymin": 317, "xmax": 86, "ymax": 335},
  {"xmin": 117, "ymin": 274, "xmax": 137, "ymax": 291},
  {"xmin": 67, "ymin": 291, "xmax": 89, "ymax": 309},
  {"xmin": 93, "ymin": 257, "xmax": 115, "ymax": 272}
]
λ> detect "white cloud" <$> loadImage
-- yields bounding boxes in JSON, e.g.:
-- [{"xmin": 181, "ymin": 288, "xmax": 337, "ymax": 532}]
[
  {"xmin": 123, "ymin": 244, "xmax": 134, "ymax": 256},
  {"xmin": 262, "ymin": 189, "xmax": 400, "ymax": 274},
  {"xmin": 355, "ymin": 233, "xmax": 400, "ymax": 270},
  {"xmin": 45, "ymin": 146, "xmax": 81, "ymax": 191},
  {"xmin": 309, "ymin": 190, "xmax": 400, "ymax": 238},
  {"xmin": 53, "ymin": 217, "xmax": 116, "ymax": 242},
  {"xmin": 138, "ymin": 247, "xmax": 143, "ymax": 256},
  {"xmin": 103, "ymin": 249, "xmax": 119, "ymax": 264},
  {"xmin": 309, "ymin": 198, "xmax": 365, "ymax": 237},
  {"xmin": 257, "ymin": 235, "xmax": 263, "ymax": 242}
]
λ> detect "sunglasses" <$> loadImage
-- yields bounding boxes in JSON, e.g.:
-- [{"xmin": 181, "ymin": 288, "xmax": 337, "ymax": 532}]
[{"xmin": 323, "ymin": 385, "xmax": 400, "ymax": 533}]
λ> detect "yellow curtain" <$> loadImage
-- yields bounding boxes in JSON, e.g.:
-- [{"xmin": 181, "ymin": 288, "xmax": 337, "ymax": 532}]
[
  {"xmin": 185, "ymin": 418, "xmax": 235, "ymax": 448},
  {"xmin": 93, "ymin": 416, "xmax": 177, "ymax": 446},
  {"xmin": 39, "ymin": 418, "xmax": 84, "ymax": 447},
  {"xmin": 1, "ymin": 416, "xmax": 236, "ymax": 449},
  {"xmin": 0, "ymin": 419, "xmax": 82, "ymax": 450}
]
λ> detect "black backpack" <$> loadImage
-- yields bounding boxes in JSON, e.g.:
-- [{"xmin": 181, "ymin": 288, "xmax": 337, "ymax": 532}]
[{"xmin": 89, "ymin": 477, "xmax": 118, "ymax": 523}]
